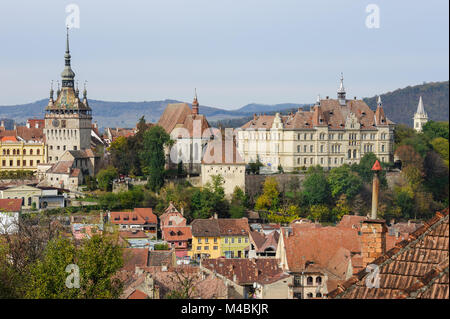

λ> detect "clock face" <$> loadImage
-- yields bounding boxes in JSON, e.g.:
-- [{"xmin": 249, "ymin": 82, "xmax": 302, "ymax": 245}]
[{"xmin": 52, "ymin": 119, "xmax": 60, "ymax": 127}]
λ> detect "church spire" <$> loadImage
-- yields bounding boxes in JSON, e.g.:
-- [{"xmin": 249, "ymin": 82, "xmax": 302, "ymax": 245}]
[
  {"xmin": 337, "ymin": 72, "xmax": 346, "ymax": 105},
  {"xmin": 192, "ymin": 88, "xmax": 199, "ymax": 115},
  {"xmin": 61, "ymin": 27, "xmax": 75, "ymax": 88},
  {"xmin": 416, "ymin": 96, "xmax": 427, "ymax": 116},
  {"xmin": 49, "ymin": 80, "xmax": 54, "ymax": 101},
  {"xmin": 377, "ymin": 95, "xmax": 382, "ymax": 107}
]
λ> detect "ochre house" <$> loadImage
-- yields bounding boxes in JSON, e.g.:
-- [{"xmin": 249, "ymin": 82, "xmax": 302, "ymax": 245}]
[{"xmin": 190, "ymin": 216, "xmax": 251, "ymax": 260}]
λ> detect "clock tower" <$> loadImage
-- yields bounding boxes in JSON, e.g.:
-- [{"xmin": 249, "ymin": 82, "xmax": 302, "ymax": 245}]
[{"xmin": 44, "ymin": 29, "xmax": 92, "ymax": 163}]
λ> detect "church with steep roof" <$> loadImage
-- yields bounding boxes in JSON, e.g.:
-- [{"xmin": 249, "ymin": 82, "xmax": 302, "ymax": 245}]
[
  {"xmin": 413, "ymin": 96, "xmax": 428, "ymax": 132},
  {"xmin": 237, "ymin": 75, "xmax": 395, "ymax": 171}
]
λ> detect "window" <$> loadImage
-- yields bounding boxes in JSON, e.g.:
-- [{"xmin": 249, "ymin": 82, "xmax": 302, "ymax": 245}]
[
  {"xmin": 17, "ymin": 160, "xmax": 20, "ymax": 166},
  {"xmin": 320, "ymin": 145, "xmax": 323, "ymax": 153},
  {"xmin": 307, "ymin": 293, "xmax": 313, "ymax": 298},
  {"xmin": 224, "ymin": 238, "xmax": 228, "ymax": 244},
  {"xmin": 238, "ymin": 237, "xmax": 242, "ymax": 243},
  {"xmin": 316, "ymin": 293, "xmax": 322, "ymax": 298},
  {"xmin": 297, "ymin": 145, "xmax": 300, "ymax": 153},
  {"xmin": 214, "ymin": 238, "xmax": 218, "ymax": 243},
  {"xmin": 197, "ymin": 246, "xmax": 201, "ymax": 250},
  {"xmin": 30, "ymin": 149, "xmax": 33, "ymax": 155},
  {"xmin": 316, "ymin": 276, "xmax": 322, "ymax": 285},
  {"xmin": 245, "ymin": 238, "xmax": 248, "ymax": 243},
  {"xmin": 205, "ymin": 238, "xmax": 209, "ymax": 243},
  {"xmin": 198, "ymin": 238, "xmax": 202, "ymax": 243},
  {"xmin": 213, "ymin": 246, "xmax": 218, "ymax": 250},
  {"xmin": 204, "ymin": 246, "xmax": 209, "ymax": 250},
  {"xmin": 307, "ymin": 277, "xmax": 313, "ymax": 285},
  {"xmin": 231, "ymin": 237, "xmax": 235, "ymax": 243},
  {"xmin": 37, "ymin": 149, "xmax": 40, "ymax": 155}
]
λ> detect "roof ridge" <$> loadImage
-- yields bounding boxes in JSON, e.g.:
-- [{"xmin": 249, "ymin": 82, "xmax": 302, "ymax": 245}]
[{"xmin": 329, "ymin": 210, "xmax": 449, "ymax": 298}]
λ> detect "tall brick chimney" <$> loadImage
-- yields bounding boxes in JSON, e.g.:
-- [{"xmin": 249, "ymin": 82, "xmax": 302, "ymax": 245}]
[
  {"xmin": 361, "ymin": 160, "xmax": 387, "ymax": 266},
  {"xmin": 371, "ymin": 160, "xmax": 382, "ymax": 219},
  {"xmin": 360, "ymin": 220, "xmax": 387, "ymax": 266}
]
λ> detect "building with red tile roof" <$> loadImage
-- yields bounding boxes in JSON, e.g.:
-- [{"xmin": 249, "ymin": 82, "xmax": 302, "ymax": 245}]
[
  {"xmin": 275, "ymin": 214, "xmax": 419, "ymax": 299},
  {"xmin": 0, "ymin": 198, "xmax": 22, "ymax": 234},
  {"xmin": 329, "ymin": 208, "xmax": 449, "ymax": 299},
  {"xmin": 236, "ymin": 76, "xmax": 395, "ymax": 171},
  {"xmin": 109, "ymin": 208, "xmax": 157, "ymax": 239},
  {"xmin": 201, "ymin": 258, "xmax": 292, "ymax": 299},
  {"xmin": 159, "ymin": 202, "xmax": 187, "ymax": 229}
]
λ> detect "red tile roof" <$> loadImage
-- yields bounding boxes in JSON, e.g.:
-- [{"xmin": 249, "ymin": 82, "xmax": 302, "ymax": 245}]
[
  {"xmin": 241, "ymin": 98, "xmax": 393, "ymax": 130},
  {"xmin": 157, "ymin": 102, "xmax": 211, "ymax": 138},
  {"xmin": 0, "ymin": 136, "xmax": 18, "ymax": 142},
  {"xmin": 110, "ymin": 208, "xmax": 157, "ymax": 225},
  {"xmin": 162, "ymin": 226, "xmax": 192, "ymax": 242},
  {"xmin": 329, "ymin": 209, "xmax": 449, "ymax": 299},
  {"xmin": 202, "ymin": 139, "xmax": 245, "ymax": 165},
  {"xmin": 202, "ymin": 258, "xmax": 289, "ymax": 285},
  {"xmin": 191, "ymin": 218, "xmax": 250, "ymax": 237},
  {"xmin": 122, "ymin": 248, "xmax": 149, "ymax": 271},
  {"xmin": 127, "ymin": 289, "xmax": 148, "ymax": 299},
  {"xmin": 0, "ymin": 198, "xmax": 22, "ymax": 212}
]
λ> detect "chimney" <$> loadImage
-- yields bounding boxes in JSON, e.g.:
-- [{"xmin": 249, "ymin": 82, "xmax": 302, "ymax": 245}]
[
  {"xmin": 360, "ymin": 219, "xmax": 387, "ymax": 267},
  {"xmin": 371, "ymin": 160, "xmax": 382, "ymax": 219}
]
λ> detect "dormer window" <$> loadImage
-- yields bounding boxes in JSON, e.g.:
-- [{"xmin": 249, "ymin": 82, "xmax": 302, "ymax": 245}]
[{"xmin": 362, "ymin": 112, "xmax": 366, "ymax": 116}]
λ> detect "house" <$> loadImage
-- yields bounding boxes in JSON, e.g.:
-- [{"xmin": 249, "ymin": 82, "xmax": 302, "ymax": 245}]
[
  {"xmin": 248, "ymin": 230, "xmax": 279, "ymax": 258},
  {"xmin": 0, "ymin": 198, "xmax": 22, "ymax": 234},
  {"xmin": 190, "ymin": 216, "xmax": 251, "ymax": 260},
  {"xmin": 329, "ymin": 208, "xmax": 449, "ymax": 299},
  {"xmin": 0, "ymin": 184, "xmax": 66, "ymax": 210},
  {"xmin": 159, "ymin": 202, "xmax": 187, "ymax": 228},
  {"xmin": 200, "ymin": 258, "xmax": 292, "ymax": 299},
  {"xmin": 275, "ymin": 214, "xmax": 419, "ymax": 299},
  {"xmin": 109, "ymin": 208, "xmax": 158, "ymax": 239},
  {"xmin": 0, "ymin": 122, "xmax": 47, "ymax": 172},
  {"xmin": 161, "ymin": 227, "xmax": 192, "ymax": 259}
]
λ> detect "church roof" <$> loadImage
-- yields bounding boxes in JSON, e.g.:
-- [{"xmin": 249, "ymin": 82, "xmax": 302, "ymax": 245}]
[{"xmin": 415, "ymin": 96, "xmax": 427, "ymax": 116}]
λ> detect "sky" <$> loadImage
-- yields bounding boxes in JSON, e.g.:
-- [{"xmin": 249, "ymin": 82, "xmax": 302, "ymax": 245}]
[{"xmin": 0, "ymin": 0, "xmax": 448, "ymax": 109}]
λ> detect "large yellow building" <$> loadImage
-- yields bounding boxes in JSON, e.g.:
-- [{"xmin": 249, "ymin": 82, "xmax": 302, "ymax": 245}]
[
  {"xmin": 0, "ymin": 137, "xmax": 47, "ymax": 172},
  {"xmin": 189, "ymin": 217, "xmax": 251, "ymax": 260}
]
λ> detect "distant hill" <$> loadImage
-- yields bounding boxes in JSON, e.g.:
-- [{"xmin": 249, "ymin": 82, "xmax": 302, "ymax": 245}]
[
  {"xmin": 364, "ymin": 81, "xmax": 449, "ymax": 126},
  {"xmin": 1, "ymin": 81, "xmax": 447, "ymax": 131}
]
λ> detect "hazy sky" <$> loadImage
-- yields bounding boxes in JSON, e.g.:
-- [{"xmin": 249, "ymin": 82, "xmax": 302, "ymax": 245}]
[{"xmin": 0, "ymin": 0, "xmax": 448, "ymax": 109}]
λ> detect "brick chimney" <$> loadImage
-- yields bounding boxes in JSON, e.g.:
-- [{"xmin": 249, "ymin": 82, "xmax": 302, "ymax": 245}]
[{"xmin": 360, "ymin": 220, "xmax": 387, "ymax": 266}]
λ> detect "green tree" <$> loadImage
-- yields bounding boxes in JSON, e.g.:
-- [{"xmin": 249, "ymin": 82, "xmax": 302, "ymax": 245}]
[
  {"xmin": 308, "ymin": 204, "xmax": 330, "ymax": 222},
  {"xmin": 352, "ymin": 153, "xmax": 387, "ymax": 187},
  {"xmin": 26, "ymin": 235, "xmax": 123, "ymax": 299},
  {"xmin": 430, "ymin": 137, "xmax": 449, "ymax": 167},
  {"xmin": 255, "ymin": 177, "xmax": 280, "ymax": 212},
  {"xmin": 96, "ymin": 166, "xmax": 119, "ymax": 191},
  {"xmin": 108, "ymin": 136, "xmax": 130, "ymax": 175},
  {"xmin": 302, "ymin": 166, "xmax": 331, "ymax": 205},
  {"xmin": 394, "ymin": 124, "xmax": 416, "ymax": 146},
  {"xmin": 25, "ymin": 237, "xmax": 79, "ymax": 299},
  {"xmin": 140, "ymin": 125, "xmax": 171, "ymax": 192},
  {"xmin": 229, "ymin": 186, "xmax": 247, "ymax": 219},
  {"xmin": 267, "ymin": 205, "xmax": 300, "ymax": 224},
  {"xmin": 331, "ymin": 194, "xmax": 351, "ymax": 222},
  {"xmin": 327, "ymin": 165, "xmax": 363, "ymax": 200},
  {"xmin": 422, "ymin": 120, "xmax": 449, "ymax": 140}
]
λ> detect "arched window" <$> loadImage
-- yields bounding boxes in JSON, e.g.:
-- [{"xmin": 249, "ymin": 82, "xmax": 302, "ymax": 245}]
[
  {"xmin": 307, "ymin": 276, "xmax": 313, "ymax": 285},
  {"xmin": 307, "ymin": 292, "xmax": 313, "ymax": 298},
  {"xmin": 348, "ymin": 150, "xmax": 351, "ymax": 159},
  {"xmin": 37, "ymin": 149, "xmax": 40, "ymax": 155},
  {"xmin": 297, "ymin": 145, "xmax": 300, "ymax": 153},
  {"xmin": 382, "ymin": 144, "xmax": 385, "ymax": 152},
  {"xmin": 320, "ymin": 145, "xmax": 323, "ymax": 153},
  {"xmin": 12, "ymin": 149, "xmax": 16, "ymax": 155},
  {"xmin": 316, "ymin": 276, "xmax": 322, "ymax": 285},
  {"xmin": 23, "ymin": 149, "xmax": 26, "ymax": 155},
  {"xmin": 316, "ymin": 292, "xmax": 322, "ymax": 298},
  {"xmin": 30, "ymin": 149, "xmax": 33, "ymax": 155},
  {"xmin": 353, "ymin": 149, "xmax": 357, "ymax": 158}
]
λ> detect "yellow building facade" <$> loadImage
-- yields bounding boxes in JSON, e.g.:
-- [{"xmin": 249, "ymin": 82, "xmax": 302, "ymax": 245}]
[
  {"xmin": 189, "ymin": 217, "xmax": 251, "ymax": 260},
  {"xmin": 0, "ymin": 141, "xmax": 47, "ymax": 172}
]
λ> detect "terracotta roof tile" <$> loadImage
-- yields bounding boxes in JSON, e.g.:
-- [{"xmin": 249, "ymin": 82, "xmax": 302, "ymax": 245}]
[
  {"xmin": 329, "ymin": 209, "xmax": 449, "ymax": 299},
  {"xmin": 0, "ymin": 198, "xmax": 22, "ymax": 212}
]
